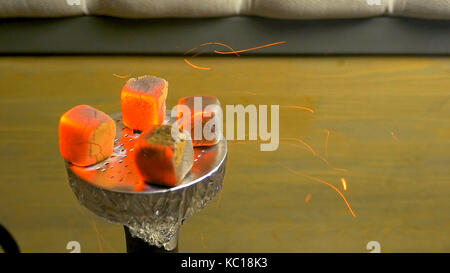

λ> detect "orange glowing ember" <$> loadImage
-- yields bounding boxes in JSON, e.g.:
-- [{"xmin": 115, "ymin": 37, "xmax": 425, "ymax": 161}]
[
  {"xmin": 59, "ymin": 105, "xmax": 116, "ymax": 166},
  {"xmin": 177, "ymin": 96, "xmax": 222, "ymax": 147},
  {"xmin": 120, "ymin": 76, "xmax": 168, "ymax": 132},
  {"xmin": 133, "ymin": 125, "xmax": 193, "ymax": 187},
  {"xmin": 304, "ymin": 193, "xmax": 312, "ymax": 203},
  {"xmin": 390, "ymin": 131, "xmax": 400, "ymax": 142},
  {"xmin": 340, "ymin": 178, "xmax": 348, "ymax": 191}
]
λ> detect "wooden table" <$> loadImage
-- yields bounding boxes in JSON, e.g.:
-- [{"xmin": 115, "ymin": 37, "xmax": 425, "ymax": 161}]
[{"xmin": 0, "ymin": 56, "xmax": 449, "ymax": 252}]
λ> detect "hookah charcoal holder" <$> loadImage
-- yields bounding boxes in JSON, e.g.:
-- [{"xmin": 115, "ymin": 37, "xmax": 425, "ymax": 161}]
[{"xmin": 65, "ymin": 112, "xmax": 227, "ymax": 252}]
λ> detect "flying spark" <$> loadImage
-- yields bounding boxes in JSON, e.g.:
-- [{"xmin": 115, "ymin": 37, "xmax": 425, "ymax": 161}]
[
  {"xmin": 340, "ymin": 178, "xmax": 348, "ymax": 191},
  {"xmin": 281, "ymin": 164, "xmax": 356, "ymax": 217}
]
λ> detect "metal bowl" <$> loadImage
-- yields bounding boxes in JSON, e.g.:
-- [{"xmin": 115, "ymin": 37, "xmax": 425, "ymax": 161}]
[{"xmin": 66, "ymin": 112, "xmax": 227, "ymax": 250}]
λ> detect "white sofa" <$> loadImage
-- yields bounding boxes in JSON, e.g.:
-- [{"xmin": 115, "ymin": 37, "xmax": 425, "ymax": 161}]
[
  {"xmin": 0, "ymin": 0, "xmax": 449, "ymax": 20},
  {"xmin": 0, "ymin": 0, "xmax": 448, "ymax": 55}
]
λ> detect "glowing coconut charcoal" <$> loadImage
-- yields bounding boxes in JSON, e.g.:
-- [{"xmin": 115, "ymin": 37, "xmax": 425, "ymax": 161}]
[
  {"xmin": 121, "ymin": 75, "xmax": 168, "ymax": 132},
  {"xmin": 177, "ymin": 96, "xmax": 222, "ymax": 147},
  {"xmin": 134, "ymin": 125, "xmax": 193, "ymax": 187},
  {"xmin": 59, "ymin": 105, "xmax": 116, "ymax": 167}
]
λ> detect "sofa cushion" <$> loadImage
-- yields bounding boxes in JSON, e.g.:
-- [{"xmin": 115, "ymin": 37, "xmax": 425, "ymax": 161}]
[
  {"xmin": 0, "ymin": 0, "xmax": 86, "ymax": 18},
  {"xmin": 87, "ymin": 0, "xmax": 450, "ymax": 19},
  {"xmin": 247, "ymin": 0, "xmax": 386, "ymax": 19},
  {"xmin": 391, "ymin": 0, "xmax": 450, "ymax": 19},
  {"xmin": 0, "ymin": 0, "xmax": 448, "ymax": 20},
  {"xmin": 88, "ymin": 0, "xmax": 386, "ymax": 19},
  {"xmin": 87, "ymin": 0, "xmax": 242, "ymax": 18}
]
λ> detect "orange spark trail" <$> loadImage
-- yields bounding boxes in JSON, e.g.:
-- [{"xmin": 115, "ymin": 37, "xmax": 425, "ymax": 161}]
[
  {"xmin": 281, "ymin": 138, "xmax": 348, "ymax": 173},
  {"xmin": 74, "ymin": 206, "xmax": 115, "ymax": 251},
  {"xmin": 88, "ymin": 214, "xmax": 104, "ymax": 253},
  {"xmin": 112, "ymin": 73, "xmax": 131, "ymax": 79},
  {"xmin": 200, "ymin": 233, "xmax": 207, "ymax": 249},
  {"xmin": 280, "ymin": 137, "xmax": 316, "ymax": 155},
  {"xmin": 341, "ymin": 178, "xmax": 348, "ymax": 191},
  {"xmin": 283, "ymin": 142, "xmax": 315, "ymax": 154},
  {"xmin": 214, "ymin": 41, "xmax": 287, "ymax": 54},
  {"xmin": 184, "ymin": 42, "xmax": 239, "ymax": 56},
  {"xmin": 216, "ymin": 170, "xmax": 226, "ymax": 208},
  {"xmin": 192, "ymin": 51, "xmax": 203, "ymax": 58},
  {"xmin": 391, "ymin": 131, "xmax": 400, "ymax": 142},
  {"xmin": 280, "ymin": 105, "xmax": 315, "ymax": 114},
  {"xmin": 304, "ymin": 194, "xmax": 312, "ymax": 203},
  {"xmin": 281, "ymin": 164, "xmax": 357, "ymax": 218},
  {"xmin": 183, "ymin": 41, "xmax": 284, "ymax": 69},
  {"xmin": 88, "ymin": 213, "xmax": 118, "ymax": 252},
  {"xmin": 316, "ymin": 153, "xmax": 349, "ymax": 173},
  {"xmin": 324, "ymin": 129, "xmax": 330, "ymax": 159},
  {"xmin": 184, "ymin": 58, "xmax": 211, "ymax": 70},
  {"xmin": 216, "ymin": 188, "xmax": 223, "ymax": 208}
]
